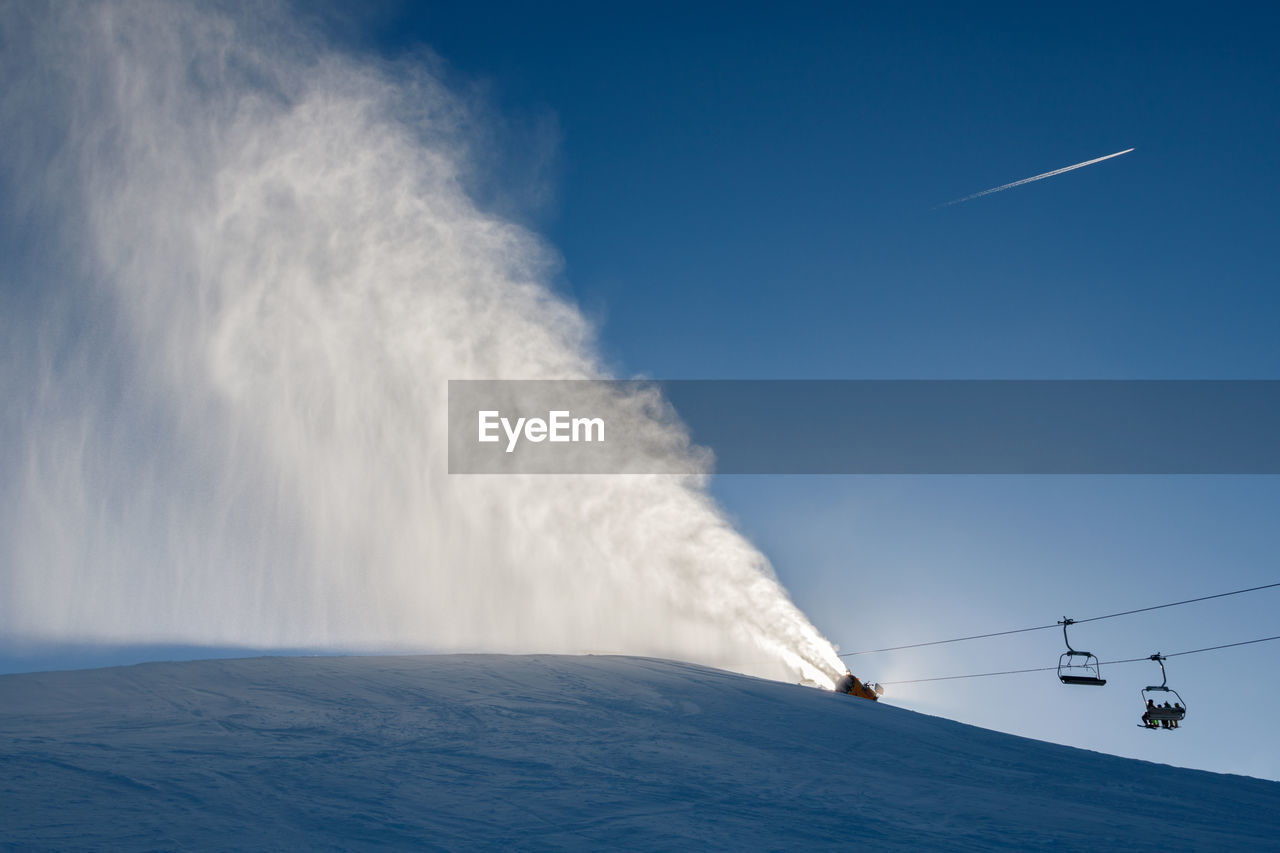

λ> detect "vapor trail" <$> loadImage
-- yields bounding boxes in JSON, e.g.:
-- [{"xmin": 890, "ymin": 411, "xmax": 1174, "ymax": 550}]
[{"xmin": 939, "ymin": 148, "xmax": 1134, "ymax": 207}]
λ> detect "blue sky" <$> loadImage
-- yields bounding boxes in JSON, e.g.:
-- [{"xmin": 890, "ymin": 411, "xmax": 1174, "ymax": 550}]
[
  {"xmin": 351, "ymin": 1, "xmax": 1280, "ymax": 777},
  {"xmin": 359, "ymin": 2, "xmax": 1280, "ymax": 382}
]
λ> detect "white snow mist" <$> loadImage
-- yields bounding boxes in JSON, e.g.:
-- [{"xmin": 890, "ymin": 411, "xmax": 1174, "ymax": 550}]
[{"xmin": 0, "ymin": 3, "xmax": 846, "ymax": 688}]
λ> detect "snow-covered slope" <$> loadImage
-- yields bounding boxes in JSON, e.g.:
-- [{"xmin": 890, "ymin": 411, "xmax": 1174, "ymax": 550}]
[{"xmin": 2, "ymin": 655, "xmax": 1276, "ymax": 850}]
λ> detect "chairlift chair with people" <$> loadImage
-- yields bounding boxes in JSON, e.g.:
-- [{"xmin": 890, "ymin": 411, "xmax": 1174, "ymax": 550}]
[{"xmin": 1140, "ymin": 654, "xmax": 1186, "ymax": 729}]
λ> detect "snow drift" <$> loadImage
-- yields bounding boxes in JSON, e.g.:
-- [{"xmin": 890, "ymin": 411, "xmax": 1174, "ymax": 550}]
[
  {"xmin": 0, "ymin": 3, "xmax": 843, "ymax": 687},
  {"xmin": 2, "ymin": 655, "xmax": 1276, "ymax": 850}
]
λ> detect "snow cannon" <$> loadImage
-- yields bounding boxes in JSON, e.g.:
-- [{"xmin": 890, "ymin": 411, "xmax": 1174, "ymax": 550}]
[{"xmin": 834, "ymin": 671, "xmax": 881, "ymax": 701}]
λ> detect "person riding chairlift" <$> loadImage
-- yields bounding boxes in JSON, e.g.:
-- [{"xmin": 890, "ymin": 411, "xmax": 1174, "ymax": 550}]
[{"xmin": 1142, "ymin": 699, "xmax": 1157, "ymax": 728}]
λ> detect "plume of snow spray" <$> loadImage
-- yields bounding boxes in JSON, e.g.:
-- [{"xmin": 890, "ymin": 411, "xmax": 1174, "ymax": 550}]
[{"xmin": 0, "ymin": 3, "xmax": 846, "ymax": 688}]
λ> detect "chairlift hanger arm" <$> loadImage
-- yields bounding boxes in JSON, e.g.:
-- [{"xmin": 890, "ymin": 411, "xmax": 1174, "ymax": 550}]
[
  {"xmin": 1148, "ymin": 654, "xmax": 1168, "ymax": 689},
  {"xmin": 1059, "ymin": 618, "xmax": 1078, "ymax": 654}
]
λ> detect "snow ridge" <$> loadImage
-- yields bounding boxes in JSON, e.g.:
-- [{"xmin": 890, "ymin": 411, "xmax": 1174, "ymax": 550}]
[{"xmin": 2, "ymin": 655, "xmax": 1276, "ymax": 850}]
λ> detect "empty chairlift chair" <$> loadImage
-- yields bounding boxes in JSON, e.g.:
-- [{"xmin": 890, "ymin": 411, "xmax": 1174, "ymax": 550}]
[{"xmin": 1057, "ymin": 618, "xmax": 1107, "ymax": 686}]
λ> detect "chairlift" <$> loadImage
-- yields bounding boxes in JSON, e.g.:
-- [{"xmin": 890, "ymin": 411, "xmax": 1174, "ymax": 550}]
[
  {"xmin": 1057, "ymin": 618, "xmax": 1107, "ymax": 686},
  {"xmin": 1140, "ymin": 654, "xmax": 1186, "ymax": 729}
]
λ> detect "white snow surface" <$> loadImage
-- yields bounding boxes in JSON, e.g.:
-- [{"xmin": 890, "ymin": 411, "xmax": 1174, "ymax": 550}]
[{"xmin": 1, "ymin": 654, "xmax": 1276, "ymax": 851}]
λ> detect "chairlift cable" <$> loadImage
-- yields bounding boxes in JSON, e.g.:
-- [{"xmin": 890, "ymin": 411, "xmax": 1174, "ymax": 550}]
[
  {"xmin": 839, "ymin": 580, "xmax": 1280, "ymax": 657},
  {"xmin": 1162, "ymin": 634, "xmax": 1280, "ymax": 659},
  {"xmin": 879, "ymin": 665, "xmax": 1058, "ymax": 685},
  {"xmin": 1073, "ymin": 585, "xmax": 1280, "ymax": 626},
  {"xmin": 839, "ymin": 623, "xmax": 1060, "ymax": 656},
  {"xmin": 879, "ymin": 633, "xmax": 1280, "ymax": 686}
]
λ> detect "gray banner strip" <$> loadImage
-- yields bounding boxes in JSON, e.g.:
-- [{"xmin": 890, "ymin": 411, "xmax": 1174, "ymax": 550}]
[{"xmin": 448, "ymin": 380, "xmax": 1280, "ymax": 474}]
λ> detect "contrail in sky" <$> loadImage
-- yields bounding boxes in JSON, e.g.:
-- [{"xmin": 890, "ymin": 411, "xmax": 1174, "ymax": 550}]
[{"xmin": 939, "ymin": 147, "xmax": 1135, "ymax": 207}]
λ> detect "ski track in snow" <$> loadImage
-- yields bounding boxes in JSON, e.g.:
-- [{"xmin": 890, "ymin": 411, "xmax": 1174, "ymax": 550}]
[{"xmin": 1, "ymin": 655, "xmax": 1277, "ymax": 851}]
